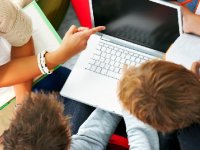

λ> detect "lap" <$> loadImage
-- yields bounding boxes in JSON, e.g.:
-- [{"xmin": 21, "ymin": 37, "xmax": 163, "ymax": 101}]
[{"xmin": 32, "ymin": 66, "xmax": 94, "ymax": 134}]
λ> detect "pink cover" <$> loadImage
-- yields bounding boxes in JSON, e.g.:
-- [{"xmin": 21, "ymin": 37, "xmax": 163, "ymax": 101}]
[{"xmin": 71, "ymin": 0, "xmax": 92, "ymax": 28}]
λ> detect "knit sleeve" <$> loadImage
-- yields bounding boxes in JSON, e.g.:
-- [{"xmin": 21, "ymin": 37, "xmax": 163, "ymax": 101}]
[{"xmin": 0, "ymin": 0, "xmax": 32, "ymax": 47}]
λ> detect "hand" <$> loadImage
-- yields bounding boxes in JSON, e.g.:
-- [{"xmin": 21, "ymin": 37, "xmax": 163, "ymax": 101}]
[
  {"xmin": 182, "ymin": 6, "xmax": 200, "ymax": 35},
  {"xmin": 59, "ymin": 25, "xmax": 106, "ymax": 59},
  {"xmin": 191, "ymin": 61, "xmax": 200, "ymax": 79}
]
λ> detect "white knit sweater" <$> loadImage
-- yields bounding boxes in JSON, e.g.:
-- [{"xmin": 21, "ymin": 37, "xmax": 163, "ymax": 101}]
[{"xmin": 0, "ymin": 0, "xmax": 32, "ymax": 47}]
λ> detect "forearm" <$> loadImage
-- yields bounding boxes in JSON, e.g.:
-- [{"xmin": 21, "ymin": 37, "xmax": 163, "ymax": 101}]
[
  {"xmin": 71, "ymin": 109, "xmax": 121, "ymax": 149},
  {"xmin": 190, "ymin": 14, "xmax": 200, "ymax": 36},
  {"xmin": 0, "ymin": 40, "xmax": 71, "ymax": 87},
  {"xmin": 123, "ymin": 111, "xmax": 159, "ymax": 150},
  {"xmin": 11, "ymin": 37, "xmax": 35, "ymax": 104}
]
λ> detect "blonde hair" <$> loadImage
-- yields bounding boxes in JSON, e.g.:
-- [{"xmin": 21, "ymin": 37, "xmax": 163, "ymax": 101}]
[{"xmin": 119, "ymin": 60, "xmax": 200, "ymax": 132}]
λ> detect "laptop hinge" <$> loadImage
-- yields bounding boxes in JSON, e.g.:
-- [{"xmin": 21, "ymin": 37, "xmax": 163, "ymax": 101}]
[
  {"xmin": 100, "ymin": 33, "xmax": 164, "ymax": 58},
  {"xmin": 101, "ymin": 36, "xmax": 111, "ymax": 42}
]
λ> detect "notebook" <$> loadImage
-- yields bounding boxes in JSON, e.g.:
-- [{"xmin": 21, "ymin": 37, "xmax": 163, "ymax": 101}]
[
  {"xmin": 166, "ymin": 33, "xmax": 200, "ymax": 69},
  {"xmin": 0, "ymin": 1, "xmax": 61, "ymax": 109},
  {"xmin": 60, "ymin": 0, "xmax": 182, "ymax": 115}
]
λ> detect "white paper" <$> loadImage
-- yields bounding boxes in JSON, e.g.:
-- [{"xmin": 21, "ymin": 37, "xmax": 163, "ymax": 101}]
[{"xmin": 166, "ymin": 33, "xmax": 200, "ymax": 69}]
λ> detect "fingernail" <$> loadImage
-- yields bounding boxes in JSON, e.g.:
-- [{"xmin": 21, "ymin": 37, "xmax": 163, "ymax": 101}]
[{"xmin": 102, "ymin": 26, "xmax": 106, "ymax": 30}]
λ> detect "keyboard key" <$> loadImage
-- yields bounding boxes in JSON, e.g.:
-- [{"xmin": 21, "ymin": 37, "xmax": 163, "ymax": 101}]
[
  {"xmin": 95, "ymin": 50, "xmax": 101, "ymax": 55},
  {"xmin": 96, "ymin": 67, "xmax": 101, "ymax": 73},
  {"xmin": 130, "ymin": 56, "xmax": 136, "ymax": 62},
  {"xmin": 101, "ymin": 47, "xmax": 106, "ymax": 51},
  {"xmin": 135, "ymin": 58, "xmax": 141, "ymax": 63},
  {"xmin": 116, "ymin": 51, "xmax": 121, "ymax": 57},
  {"xmin": 90, "ymin": 59, "xmax": 95, "ymax": 64},
  {"xmin": 105, "ymin": 64, "xmax": 110, "ymax": 70},
  {"xmin": 96, "ymin": 45, "xmax": 101, "ymax": 50},
  {"xmin": 110, "ymin": 60, "xmax": 115, "ymax": 66},
  {"xmin": 100, "ymin": 62, "xmax": 106, "ymax": 68},
  {"xmin": 130, "ymin": 62, "xmax": 136, "ymax": 66},
  {"xmin": 99, "ymin": 42, "xmax": 103, "ymax": 46},
  {"xmin": 111, "ymin": 50, "xmax": 117, "ymax": 55},
  {"xmin": 139, "ymin": 55, "xmax": 144, "ymax": 59},
  {"xmin": 119, "ymin": 63, "xmax": 124, "ymax": 69},
  {"xmin": 94, "ymin": 55, "xmax": 100, "ymax": 60},
  {"xmin": 101, "ymin": 52, "xmax": 106, "ymax": 57},
  {"xmin": 91, "ymin": 65, "xmax": 97, "ymax": 71},
  {"xmin": 121, "ymin": 53, "xmax": 126, "ymax": 58},
  {"xmin": 101, "ymin": 69, "xmax": 108, "ymax": 75},
  {"xmin": 114, "ymin": 62, "xmax": 120, "ymax": 67},
  {"xmin": 120, "ymin": 58, "xmax": 126, "ymax": 64},
  {"xmin": 114, "ymin": 67, "xmax": 120, "ymax": 73},
  {"xmin": 116, "ymin": 57, "xmax": 121, "ymax": 62},
  {"xmin": 119, "ymin": 49, "xmax": 123, "ymax": 53},
  {"xmin": 109, "ymin": 66, "xmax": 115, "ymax": 71},
  {"xmin": 100, "ymin": 57, "xmax": 106, "ymax": 62},
  {"xmin": 106, "ymin": 54, "xmax": 111, "ymax": 59},
  {"xmin": 86, "ymin": 64, "xmax": 91, "ymax": 69},
  {"xmin": 126, "ymin": 60, "xmax": 131, "ymax": 65},
  {"xmin": 95, "ymin": 61, "xmax": 100, "ymax": 66},
  {"xmin": 126, "ymin": 55, "xmax": 131, "ymax": 59},
  {"xmin": 111, "ymin": 55, "xmax": 117, "ymax": 61},
  {"xmin": 106, "ymin": 48, "xmax": 112, "ymax": 53},
  {"xmin": 114, "ymin": 47, "xmax": 119, "ymax": 51},
  {"xmin": 109, "ymin": 46, "xmax": 114, "ymax": 49},
  {"xmin": 134, "ymin": 53, "xmax": 140, "ymax": 57},
  {"xmin": 105, "ymin": 58, "xmax": 110, "ymax": 64},
  {"xmin": 107, "ymin": 71, "xmax": 120, "ymax": 79}
]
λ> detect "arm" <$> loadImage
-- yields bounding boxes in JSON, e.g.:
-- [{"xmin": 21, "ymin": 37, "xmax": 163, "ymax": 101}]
[
  {"xmin": 0, "ymin": 0, "xmax": 34, "ymax": 104},
  {"xmin": 182, "ymin": 6, "xmax": 200, "ymax": 36},
  {"xmin": 71, "ymin": 108, "xmax": 121, "ymax": 150},
  {"xmin": 0, "ymin": 25, "xmax": 105, "ymax": 87},
  {"xmin": 123, "ymin": 110, "xmax": 159, "ymax": 150},
  {"xmin": 11, "ymin": 38, "xmax": 34, "ymax": 104}
]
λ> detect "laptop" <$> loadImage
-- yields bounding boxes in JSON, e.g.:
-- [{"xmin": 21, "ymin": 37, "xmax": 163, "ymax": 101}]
[{"xmin": 60, "ymin": 0, "xmax": 182, "ymax": 115}]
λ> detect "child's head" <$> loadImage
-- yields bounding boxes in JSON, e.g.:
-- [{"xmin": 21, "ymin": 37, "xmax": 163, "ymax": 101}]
[
  {"xmin": 2, "ymin": 92, "xmax": 71, "ymax": 150},
  {"xmin": 119, "ymin": 60, "xmax": 200, "ymax": 133}
]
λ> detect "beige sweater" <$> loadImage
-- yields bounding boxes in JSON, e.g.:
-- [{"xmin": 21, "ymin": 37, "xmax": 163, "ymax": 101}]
[{"xmin": 0, "ymin": 0, "xmax": 32, "ymax": 47}]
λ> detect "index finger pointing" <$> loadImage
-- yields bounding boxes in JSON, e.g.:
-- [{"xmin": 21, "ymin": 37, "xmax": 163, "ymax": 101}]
[{"xmin": 86, "ymin": 26, "xmax": 106, "ymax": 36}]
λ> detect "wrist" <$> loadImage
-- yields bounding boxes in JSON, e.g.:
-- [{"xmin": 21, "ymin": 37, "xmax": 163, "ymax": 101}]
[{"xmin": 46, "ymin": 48, "xmax": 72, "ymax": 67}]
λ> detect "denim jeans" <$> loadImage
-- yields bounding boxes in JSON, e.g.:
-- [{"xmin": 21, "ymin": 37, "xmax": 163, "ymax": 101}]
[{"xmin": 32, "ymin": 67, "xmax": 95, "ymax": 134}]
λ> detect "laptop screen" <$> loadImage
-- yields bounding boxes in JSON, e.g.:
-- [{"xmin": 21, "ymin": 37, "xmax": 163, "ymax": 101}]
[{"xmin": 92, "ymin": 0, "xmax": 180, "ymax": 53}]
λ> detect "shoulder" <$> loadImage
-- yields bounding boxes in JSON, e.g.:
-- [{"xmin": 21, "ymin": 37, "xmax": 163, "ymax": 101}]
[{"xmin": 0, "ymin": 0, "xmax": 18, "ymax": 33}]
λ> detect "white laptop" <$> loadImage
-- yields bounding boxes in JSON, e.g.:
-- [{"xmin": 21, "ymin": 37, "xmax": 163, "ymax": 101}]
[{"xmin": 60, "ymin": 0, "xmax": 182, "ymax": 115}]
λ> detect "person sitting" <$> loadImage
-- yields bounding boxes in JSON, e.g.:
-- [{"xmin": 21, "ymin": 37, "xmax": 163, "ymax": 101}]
[
  {"xmin": 0, "ymin": 92, "xmax": 159, "ymax": 150},
  {"xmin": 118, "ymin": 60, "xmax": 200, "ymax": 150},
  {"xmin": 0, "ymin": 0, "xmax": 105, "ymax": 134}
]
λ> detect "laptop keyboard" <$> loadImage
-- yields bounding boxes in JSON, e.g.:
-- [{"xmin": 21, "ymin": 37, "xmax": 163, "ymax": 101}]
[{"xmin": 85, "ymin": 40, "xmax": 153, "ymax": 80}]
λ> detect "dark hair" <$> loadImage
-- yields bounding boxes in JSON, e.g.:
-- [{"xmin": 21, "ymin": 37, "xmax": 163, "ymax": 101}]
[
  {"xmin": 2, "ymin": 92, "xmax": 71, "ymax": 150},
  {"xmin": 119, "ymin": 60, "xmax": 200, "ymax": 132}
]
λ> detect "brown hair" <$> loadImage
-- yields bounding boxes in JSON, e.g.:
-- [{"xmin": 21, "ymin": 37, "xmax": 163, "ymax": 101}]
[
  {"xmin": 2, "ymin": 92, "xmax": 71, "ymax": 150},
  {"xmin": 118, "ymin": 60, "xmax": 200, "ymax": 133}
]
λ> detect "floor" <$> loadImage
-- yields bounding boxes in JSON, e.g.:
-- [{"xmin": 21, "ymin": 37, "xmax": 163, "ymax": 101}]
[{"xmin": 0, "ymin": 3, "xmax": 79, "ymax": 148}]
